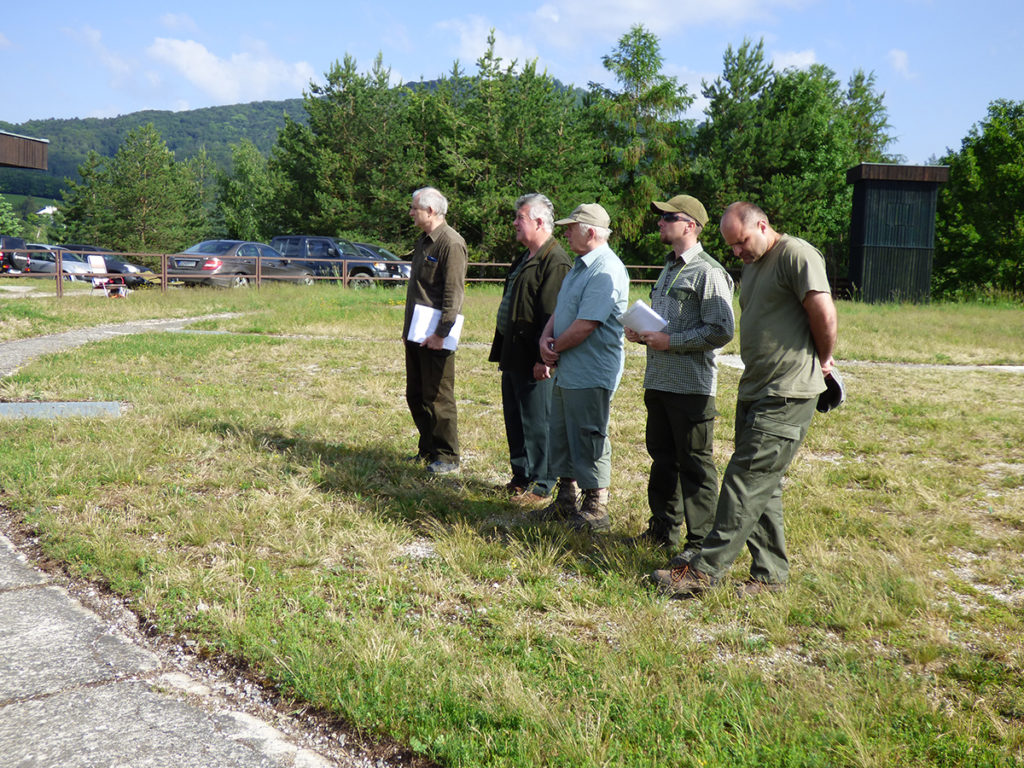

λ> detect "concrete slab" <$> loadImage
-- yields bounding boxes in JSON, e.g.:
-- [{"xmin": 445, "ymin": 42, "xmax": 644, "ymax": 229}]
[
  {"xmin": 0, "ymin": 535, "xmax": 47, "ymax": 589},
  {"xmin": 0, "ymin": 680, "xmax": 330, "ymax": 767},
  {"xmin": 0, "ymin": 401, "xmax": 122, "ymax": 419},
  {"xmin": 0, "ymin": 586, "xmax": 158, "ymax": 700}
]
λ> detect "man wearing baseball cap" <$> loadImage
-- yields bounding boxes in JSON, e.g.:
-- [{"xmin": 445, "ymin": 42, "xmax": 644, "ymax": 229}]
[
  {"xmin": 651, "ymin": 201, "xmax": 837, "ymax": 598},
  {"xmin": 625, "ymin": 194, "xmax": 735, "ymax": 558},
  {"xmin": 535, "ymin": 203, "xmax": 630, "ymax": 532}
]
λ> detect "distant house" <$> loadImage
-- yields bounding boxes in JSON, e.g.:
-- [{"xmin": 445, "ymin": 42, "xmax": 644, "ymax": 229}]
[
  {"xmin": 0, "ymin": 129, "xmax": 49, "ymax": 171},
  {"xmin": 36, "ymin": 205, "xmax": 58, "ymax": 216}
]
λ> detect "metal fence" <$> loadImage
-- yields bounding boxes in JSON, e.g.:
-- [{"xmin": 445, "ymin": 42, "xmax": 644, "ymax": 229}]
[{"xmin": 2, "ymin": 250, "xmax": 670, "ymax": 297}]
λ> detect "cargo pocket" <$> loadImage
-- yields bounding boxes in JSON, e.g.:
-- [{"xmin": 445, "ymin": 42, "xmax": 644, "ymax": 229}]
[
  {"xmin": 579, "ymin": 425, "xmax": 608, "ymax": 464},
  {"xmin": 744, "ymin": 414, "xmax": 804, "ymax": 475}
]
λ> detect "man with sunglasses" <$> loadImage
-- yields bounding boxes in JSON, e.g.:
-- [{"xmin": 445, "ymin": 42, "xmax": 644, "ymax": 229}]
[{"xmin": 625, "ymin": 194, "xmax": 735, "ymax": 557}]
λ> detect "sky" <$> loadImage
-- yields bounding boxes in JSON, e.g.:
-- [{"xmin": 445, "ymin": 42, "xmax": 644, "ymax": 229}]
[{"xmin": 1, "ymin": 0, "xmax": 1021, "ymax": 165}]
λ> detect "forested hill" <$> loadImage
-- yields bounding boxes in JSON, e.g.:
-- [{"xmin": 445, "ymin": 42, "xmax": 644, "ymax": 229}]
[{"xmin": 0, "ymin": 98, "xmax": 307, "ymax": 199}]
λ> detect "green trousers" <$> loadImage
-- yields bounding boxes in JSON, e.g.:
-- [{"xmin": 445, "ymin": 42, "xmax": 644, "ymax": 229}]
[
  {"xmin": 549, "ymin": 385, "xmax": 612, "ymax": 490},
  {"xmin": 692, "ymin": 395, "xmax": 817, "ymax": 584}
]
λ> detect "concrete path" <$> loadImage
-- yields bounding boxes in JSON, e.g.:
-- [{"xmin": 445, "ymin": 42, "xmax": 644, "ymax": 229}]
[{"xmin": 0, "ymin": 534, "xmax": 335, "ymax": 768}]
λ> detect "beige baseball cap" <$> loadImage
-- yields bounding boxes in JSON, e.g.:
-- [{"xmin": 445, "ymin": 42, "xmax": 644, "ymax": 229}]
[
  {"xmin": 554, "ymin": 203, "xmax": 611, "ymax": 228},
  {"xmin": 650, "ymin": 194, "xmax": 709, "ymax": 227}
]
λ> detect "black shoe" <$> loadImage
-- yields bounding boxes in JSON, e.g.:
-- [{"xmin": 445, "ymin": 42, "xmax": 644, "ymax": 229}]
[{"xmin": 626, "ymin": 527, "xmax": 672, "ymax": 549}]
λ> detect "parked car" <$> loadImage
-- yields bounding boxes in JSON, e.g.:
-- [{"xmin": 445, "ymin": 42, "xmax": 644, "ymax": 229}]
[
  {"xmin": 354, "ymin": 242, "xmax": 411, "ymax": 280},
  {"xmin": 170, "ymin": 240, "xmax": 315, "ymax": 288},
  {"xmin": 1, "ymin": 235, "xmax": 29, "ymax": 273},
  {"xmin": 269, "ymin": 235, "xmax": 403, "ymax": 287},
  {"xmin": 61, "ymin": 245, "xmax": 156, "ymax": 288},
  {"xmin": 23, "ymin": 244, "xmax": 97, "ymax": 280}
]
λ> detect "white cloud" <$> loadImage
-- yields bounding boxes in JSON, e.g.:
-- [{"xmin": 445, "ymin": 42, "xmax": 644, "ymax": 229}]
[
  {"xmin": 67, "ymin": 26, "xmax": 135, "ymax": 83},
  {"xmin": 0, "ymin": 32, "xmax": 11, "ymax": 49},
  {"xmin": 160, "ymin": 14, "xmax": 199, "ymax": 34},
  {"xmin": 435, "ymin": 16, "xmax": 541, "ymax": 71},
  {"xmin": 772, "ymin": 48, "xmax": 817, "ymax": 70},
  {"xmin": 146, "ymin": 38, "xmax": 315, "ymax": 103},
  {"xmin": 888, "ymin": 48, "xmax": 913, "ymax": 78}
]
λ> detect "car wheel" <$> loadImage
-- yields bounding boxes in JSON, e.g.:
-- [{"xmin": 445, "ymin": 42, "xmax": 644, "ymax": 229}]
[
  {"xmin": 349, "ymin": 272, "xmax": 374, "ymax": 288},
  {"xmin": 299, "ymin": 273, "xmax": 315, "ymax": 286},
  {"xmin": 229, "ymin": 273, "xmax": 250, "ymax": 288}
]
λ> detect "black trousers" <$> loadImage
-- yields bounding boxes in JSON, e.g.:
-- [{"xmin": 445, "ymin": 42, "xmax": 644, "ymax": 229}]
[
  {"xmin": 405, "ymin": 342, "xmax": 459, "ymax": 463},
  {"xmin": 644, "ymin": 389, "xmax": 719, "ymax": 548}
]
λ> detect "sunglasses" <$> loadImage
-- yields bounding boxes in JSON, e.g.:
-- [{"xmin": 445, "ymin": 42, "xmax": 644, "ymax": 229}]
[{"xmin": 659, "ymin": 213, "xmax": 695, "ymax": 224}]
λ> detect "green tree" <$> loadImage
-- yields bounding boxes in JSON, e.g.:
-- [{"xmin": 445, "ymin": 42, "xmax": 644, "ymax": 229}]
[
  {"xmin": 62, "ymin": 124, "xmax": 210, "ymax": 255},
  {"xmin": 0, "ymin": 195, "xmax": 20, "ymax": 233},
  {"xmin": 934, "ymin": 99, "xmax": 1024, "ymax": 297},
  {"xmin": 844, "ymin": 69, "xmax": 899, "ymax": 163},
  {"xmin": 217, "ymin": 140, "xmax": 272, "ymax": 241},
  {"xmin": 691, "ymin": 38, "xmax": 881, "ymax": 276},
  {"xmin": 589, "ymin": 24, "xmax": 694, "ymax": 261}
]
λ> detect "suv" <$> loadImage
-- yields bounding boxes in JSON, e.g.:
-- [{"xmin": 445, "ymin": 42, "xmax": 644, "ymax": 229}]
[
  {"xmin": 0, "ymin": 235, "xmax": 28, "ymax": 273},
  {"xmin": 269, "ymin": 235, "xmax": 402, "ymax": 287}
]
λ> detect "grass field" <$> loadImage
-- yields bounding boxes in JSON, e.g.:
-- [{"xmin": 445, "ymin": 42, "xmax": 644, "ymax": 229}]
[{"xmin": 1, "ymin": 283, "xmax": 1022, "ymax": 767}]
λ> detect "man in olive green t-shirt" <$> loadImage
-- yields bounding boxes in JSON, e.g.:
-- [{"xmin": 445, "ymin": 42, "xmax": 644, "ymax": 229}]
[{"xmin": 651, "ymin": 201, "xmax": 837, "ymax": 597}]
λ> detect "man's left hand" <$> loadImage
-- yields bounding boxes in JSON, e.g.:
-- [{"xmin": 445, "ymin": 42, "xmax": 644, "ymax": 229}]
[{"xmin": 422, "ymin": 333, "xmax": 445, "ymax": 350}]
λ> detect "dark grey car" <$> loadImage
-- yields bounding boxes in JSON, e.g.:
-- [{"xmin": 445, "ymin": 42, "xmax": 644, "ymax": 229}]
[
  {"xmin": 171, "ymin": 240, "xmax": 315, "ymax": 288},
  {"xmin": 270, "ymin": 235, "xmax": 403, "ymax": 286}
]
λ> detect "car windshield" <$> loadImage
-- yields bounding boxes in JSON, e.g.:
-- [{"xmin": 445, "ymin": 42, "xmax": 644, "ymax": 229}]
[{"xmin": 183, "ymin": 240, "xmax": 238, "ymax": 255}]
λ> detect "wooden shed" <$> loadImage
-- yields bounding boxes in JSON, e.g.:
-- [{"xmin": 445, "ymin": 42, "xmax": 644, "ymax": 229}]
[
  {"xmin": 0, "ymin": 129, "xmax": 49, "ymax": 170},
  {"xmin": 847, "ymin": 163, "xmax": 950, "ymax": 302}
]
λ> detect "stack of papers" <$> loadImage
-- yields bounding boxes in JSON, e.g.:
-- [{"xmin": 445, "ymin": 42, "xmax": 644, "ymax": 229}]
[{"xmin": 620, "ymin": 300, "xmax": 667, "ymax": 334}]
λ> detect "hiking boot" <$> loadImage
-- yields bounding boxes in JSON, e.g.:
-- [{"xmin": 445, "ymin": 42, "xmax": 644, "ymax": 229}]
[
  {"xmin": 531, "ymin": 479, "xmax": 579, "ymax": 522},
  {"xmin": 736, "ymin": 579, "xmax": 785, "ymax": 598},
  {"xmin": 667, "ymin": 548, "xmax": 701, "ymax": 567},
  {"xmin": 568, "ymin": 488, "xmax": 610, "ymax": 532},
  {"xmin": 649, "ymin": 563, "xmax": 714, "ymax": 597}
]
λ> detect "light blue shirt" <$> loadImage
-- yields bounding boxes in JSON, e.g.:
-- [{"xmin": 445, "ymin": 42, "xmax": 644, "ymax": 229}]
[{"xmin": 552, "ymin": 242, "xmax": 630, "ymax": 391}]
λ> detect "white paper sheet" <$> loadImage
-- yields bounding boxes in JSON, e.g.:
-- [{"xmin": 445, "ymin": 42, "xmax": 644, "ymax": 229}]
[{"xmin": 408, "ymin": 303, "xmax": 464, "ymax": 351}]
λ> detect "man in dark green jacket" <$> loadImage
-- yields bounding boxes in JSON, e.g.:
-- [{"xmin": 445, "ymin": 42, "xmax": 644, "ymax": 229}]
[
  {"xmin": 403, "ymin": 186, "xmax": 467, "ymax": 475},
  {"xmin": 489, "ymin": 193, "xmax": 573, "ymax": 503}
]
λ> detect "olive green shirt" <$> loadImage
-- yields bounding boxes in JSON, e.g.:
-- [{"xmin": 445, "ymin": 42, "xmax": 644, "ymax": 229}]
[
  {"xmin": 737, "ymin": 234, "xmax": 831, "ymax": 401},
  {"xmin": 403, "ymin": 222, "xmax": 467, "ymax": 339}
]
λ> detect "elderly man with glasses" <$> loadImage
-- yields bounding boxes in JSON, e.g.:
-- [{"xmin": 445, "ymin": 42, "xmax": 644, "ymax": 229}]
[{"xmin": 625, "ymin": 194, "xmax": 735, "ymax": 558}]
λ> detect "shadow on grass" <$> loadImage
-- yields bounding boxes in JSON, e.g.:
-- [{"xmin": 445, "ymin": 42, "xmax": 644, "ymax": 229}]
[{"xmin": 187, "ymin": 417, "xmax": 663, "ymax": 587}]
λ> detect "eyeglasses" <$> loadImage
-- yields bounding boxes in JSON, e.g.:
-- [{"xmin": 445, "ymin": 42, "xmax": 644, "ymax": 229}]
[{"xmin": 659, "ymin": 213, "xmax": 695, "ymax": 224}]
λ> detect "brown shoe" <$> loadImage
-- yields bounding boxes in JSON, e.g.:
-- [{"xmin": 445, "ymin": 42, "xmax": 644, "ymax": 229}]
[
  {"xmin": 496, "ymin": 479, "xmax": 527, "ymax": 496},
  {"xmin": 568, "ymin": 488, "xmax": 610, "ymax": 532},
  {"xmin": 649, "ymin": 563, "xmax": 714, "ymax": 597},
  {"xmin": 531, "ymin": 479, "xmax": 579, "ymax": 521},
  {"xmin": 510, "ymin": 490, "xmax": 547, "ymax": 507},
  {"xmin": 736, "ymin": 579, "xmax": 785, "ymax": 598}
]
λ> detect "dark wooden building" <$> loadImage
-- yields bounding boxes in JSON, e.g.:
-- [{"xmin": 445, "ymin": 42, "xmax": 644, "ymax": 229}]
[
  {"xmin": 0, "ymin": 129, "xmax": 49, "ymax": 171},
  {"xmin": 847, "ymin": 163, "xmax": 950, "ymax": 302}
]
